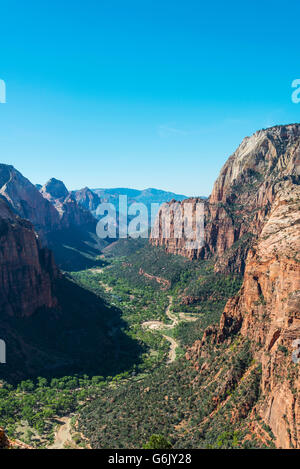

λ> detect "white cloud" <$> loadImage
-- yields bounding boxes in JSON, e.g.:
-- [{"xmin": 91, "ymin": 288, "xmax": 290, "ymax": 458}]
[{"xmin": 158, "ymin": 125, "xmax": 189, "ymax": 138}]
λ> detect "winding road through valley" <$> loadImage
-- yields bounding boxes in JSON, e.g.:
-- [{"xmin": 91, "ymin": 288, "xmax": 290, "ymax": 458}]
[
  {"xmin": 142, "ymin": 296, "xmax": 197, "ymax": 363},
  {"xmin": 89, "ymin": 268, "xmax": 198, "ymax": 363}
]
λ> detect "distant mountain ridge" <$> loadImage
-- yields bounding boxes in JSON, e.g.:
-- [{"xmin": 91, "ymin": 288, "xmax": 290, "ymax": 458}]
[
  {"xmin": 73, "ymin": 186, "xmax": 192, "ymax": 217},
  {"xmin": 0, "ymin": 165, "xmax": 104, "ymax": 270},
  {"xmin": 92, "ymin": 187, "xmax": 189, "ymax": 202}
]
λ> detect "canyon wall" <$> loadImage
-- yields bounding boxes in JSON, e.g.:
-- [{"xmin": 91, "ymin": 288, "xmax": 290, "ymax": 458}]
[
  {"xmin": 0, "ymin": 166, "xmax": 101, "ymax": 269},
  {"xmin": 186, "ymin": 177, "xmax": 300, "ymax": 448},
  {"xmin": 0, "ymin": 198, "xmax": 58, "ymax": 317},
  {"xmin": 0, "ymin": 166, "xmax": 97, "ymax": 245},
  {"xmin": 151, "ymin": 124, "xmax": 300, "ymax": 447},
  {"xmin": 151, "ymin": 124, "xmax": 300, "ymax": 274},
  {"xmin": 40, "ymin": 178, "xmax": 96, "ymax": 228},
  {"xmin": 218, "ymin": 179, "xmax": 300, "ymax": 448},
  {"xmin": 0, "ymin": 164, "xmax": 60, "ymax": 243}
]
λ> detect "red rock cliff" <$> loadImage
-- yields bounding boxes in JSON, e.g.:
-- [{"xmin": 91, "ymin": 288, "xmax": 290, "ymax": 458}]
[
  {"xmin": 151, "ymin": 124, "xmax": 300, "ymax": 274},
  {"xmin": 186, "ymin": 178, "xmax": 299, "ymax": 448},
  {"xmin": 0, "ymin": 198, "xmax": 58, "ymax": 317},
  {"xmin": 217, "ymin": 179, "xmax": 300, "ymax": 448},
  {"xmin": 0, "ymin": 167, "xmax": 97, "ymax": 246},
  {"xmin": 40, "ymin": 178, "xmax": 96, "ymax": 229},
  {"xmin": 0, "ymin": 164, "xmax": 60, "ymax": 243}
]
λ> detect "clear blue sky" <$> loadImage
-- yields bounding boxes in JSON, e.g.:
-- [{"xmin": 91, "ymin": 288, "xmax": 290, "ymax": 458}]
[{"xmin": 0, "ymin": 0, "xmax": 299, "ymax": 196}]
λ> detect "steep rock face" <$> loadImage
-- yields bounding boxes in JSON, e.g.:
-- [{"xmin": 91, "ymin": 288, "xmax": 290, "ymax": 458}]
[
  {"xmin": 72, "ymin": 187, "xmax": 101, "ymax": 213},
  {"xmin": 0, "ymin": 167, "xmax": 97, "ymax": 244},
  {"xmin": 151, "ymin": 124, "xmax": 300, "ymax": 274},
  {"xmin": 0, "ymin": 165, "xmax": 60, "ymax": 242},
  {"xmin": 0, "ymin": 166, "xmax": 103, "ymax": 270},
  {"xmin": 187, "ymin": 179, "xmax": 300, "ymax": 448},
  {"xmin": 217, "ymin": 180, "xmax": 300, "ymax": 448},
  {"xmin": 40, "ymin": 177, "xmax": 69, "ymax": 200},
  {"xmin": 40, "ymin": 178, "xmax": 96, "ymax": 229},
  {"xmin": 0, "ymin": 198, "xmax": 58, "ymax": 317}
]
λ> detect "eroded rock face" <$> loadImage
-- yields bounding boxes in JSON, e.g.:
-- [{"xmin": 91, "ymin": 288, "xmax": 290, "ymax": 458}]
[
  {"xmin": 0, "ymin": 198, "xmax": 58, "ymax": 317},
  {"xmin": 151, "ymin": 124, "xmax": 300, "ymax": 274},
  {"xmin": 177, "ymin": 125, "xmax": 300, "ymax": 448},
  {"xmin": 225, "ymin": 181, "xmax": 299, "ymax": 448},
  {"xmin": 0, "ymin": 167, "xmax": 97, "ymax": 245},
  {"xmin": 40, "ymin": 177, "xmax": 69, "ymax": 200},
  {"xmin": 40, "ymin": 178, "xmax": 96, "ymax": 229},
  {"xmin": 72, "ymin": 186, "xmax": 101, "ymax": 213},
  {"xmin": 197, "ymin": 180, "xmax": 300, "ymax": 448},
  {"xmin": 0, "ymin": 165, "xmax": 60, "ymax": 242}
]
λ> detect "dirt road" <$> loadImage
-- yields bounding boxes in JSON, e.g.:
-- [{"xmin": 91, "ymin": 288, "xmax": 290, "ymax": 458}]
[
  {"xmin": 142, "ymin": 296, "xmax": 197, "ymax": 363},
  {"xmin": 48, "ymin": 417, "xmax": 73, "ymax": 449}
]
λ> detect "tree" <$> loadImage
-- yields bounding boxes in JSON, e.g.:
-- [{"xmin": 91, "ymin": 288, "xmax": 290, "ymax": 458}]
[{"xmin": 143, "ymin": 434, "xmax": 172, "ymax": 449}]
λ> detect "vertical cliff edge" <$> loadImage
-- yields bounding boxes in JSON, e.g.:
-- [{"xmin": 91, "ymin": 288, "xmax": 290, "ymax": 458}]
[
  {"xmin": 151, "ymin": 124, "xmax": 300, "ymax": 274},
  {"xmin": 0, "ymin": 197, "xmax": 58, "ymax": 317}
]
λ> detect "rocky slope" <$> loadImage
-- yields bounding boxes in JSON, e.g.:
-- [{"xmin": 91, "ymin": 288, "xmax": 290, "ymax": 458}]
[
  {"xmin": 0, "ymin": 166, "xmax": 103, "ymax": 269},
  {"xmin": 0, "ymin": 197, "xmax": 58, "ymax": 317},
  {"xmin": 40, "ymin": 178, "xmax": 96, "ymax": 229},
  {"xmin": 73, "ymin": 186, "xmax": 189, "ymax": 221},
  {"xmin": 0, "ymin": 165, "xmax": 60, "ymax": 242},
  {"xmin": 185, "ymin": 177, "xmax": 300, "ymax": 448},
  {"xmin": 72, "ymin": 186, "xmax": 101, "ymax": 214},
  {"xmin": 0, "ymin": 166, "xmax": 97, "ymax": 241},
  {"xmin": 0, "ymin": 426, "xmax": 33, "ymax": 449},
  {"xmin": 220, "ymin": 179, "xmax": 299, "ymax": 448},
  {"xmin": 149, "ymin": 124, "xmax": 300, "ymax": 448},
  {"xmin": 0, "ymin": 195, "xmax": 130, "ymax": 382},
  {"xmin": 151, "ymin": 124, "xmax": 300, "ymax": 274}
]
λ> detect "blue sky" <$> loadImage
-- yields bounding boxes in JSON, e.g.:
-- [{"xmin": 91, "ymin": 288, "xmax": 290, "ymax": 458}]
[{"xmin": 0, "ymin": 0, "xmax": 299, "ymax": 196}]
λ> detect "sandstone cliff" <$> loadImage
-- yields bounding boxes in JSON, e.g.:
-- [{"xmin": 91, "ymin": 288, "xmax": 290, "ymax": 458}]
[
  {"xmin": 185, "ymin": 177, "xmax": 300, "ymax": 448},
  {"xmin": 0, "ymin": 164, "xmax": 60, "ymax": 242},
  {"xmin": 0, "ymin": 197, "xmax": 58, "ymax": 317},
  {"xmin": 40, "ymin": 178, "xmax": 96, "ymax": 229},
  {"xmin": 72, "ymin": 186, "xmax": 101, "ymax": 214},
  {"xmin": 151, "ymin": 124, "xmax": 300, "ymax": 274},
  {"xmin": 0, "ymin": 166, "xmax": 102, "ymax": 269},
  {"xmin": 0, "ymin": 166, "xmax": 97, "ymax": 242},
  {"xmin": 152, "ymin": 124, "xmax": 300, "ymax": 448},
  {"xmin": 218, "ymin": 179, "xmax": 299, "ymax": 448}
]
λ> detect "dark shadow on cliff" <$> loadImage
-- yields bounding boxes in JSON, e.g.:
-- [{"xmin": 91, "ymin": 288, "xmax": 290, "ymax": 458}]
[
  {"xmin": 47, "ymin": 225, "xmax": 112, "ymax": 271},
  {"xmin": 0, "ymin": 276, "xmax": 144, "ymax": 384}
]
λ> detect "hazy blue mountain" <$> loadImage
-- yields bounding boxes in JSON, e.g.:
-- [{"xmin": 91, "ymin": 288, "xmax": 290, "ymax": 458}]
[
  {"xmin": 92, "ymin": 187, "xmax": 189, "ymax": 205},
  {"xmin": 73, "ymin": 187, "xmax": 191, "ymax": 219}
]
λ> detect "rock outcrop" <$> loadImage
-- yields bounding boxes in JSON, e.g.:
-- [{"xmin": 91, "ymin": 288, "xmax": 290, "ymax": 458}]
[
  {"xmin": 185, "ymin": 177, "xmax": 300, "ymax": 448},
  {"xmin": 217, "ymin": 179, "xmax": 300, "ymax": 448},
  {"xmin": 156, "ymin": 124, "xmax": 300, "ymax": 448},
  {"xmin": 0, "ymin": 167, "xmax": 97, "ymax": 244},
  {"xmin": 72, "ymin": 186, "xmax": 101, "ymax": 214},
  {"xmin": 0, "ymin": 166, "xmax": 102, "ymax": 269},
  {"xmin": 0, "ymin": 164, "xmax": 60, "ymax": 242},
  {"xmin": 0, "ymin": 197, "xmax": 58, "ymax": 317},
  {"xmin": 151, "ymin": 124, "xmax": 300, "ymax": 274},
  {"xmin": 0, "ymin": 426, "xmax": 33, "ymax": 449},
  {"xmin": 40, "ymin": 178, "xmax": 96, "ymax": 229}
]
